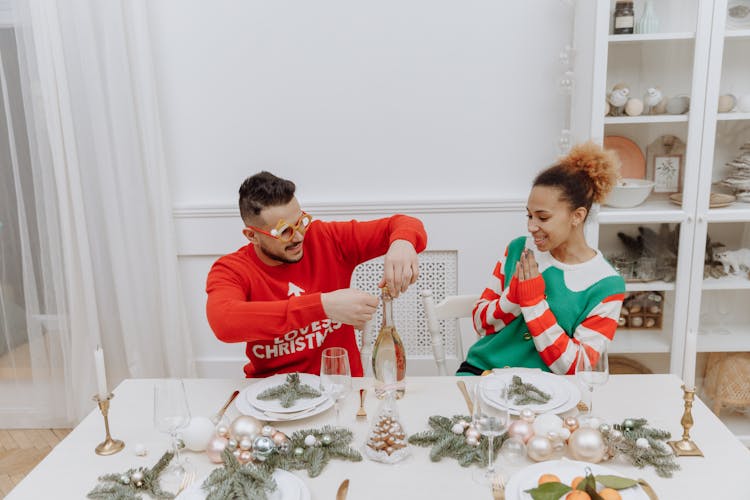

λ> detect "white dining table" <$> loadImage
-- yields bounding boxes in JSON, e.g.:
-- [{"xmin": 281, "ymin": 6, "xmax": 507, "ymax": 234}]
[{"xmin": 8, "ymin": 374, "xmax": 750, "ymax": 499}]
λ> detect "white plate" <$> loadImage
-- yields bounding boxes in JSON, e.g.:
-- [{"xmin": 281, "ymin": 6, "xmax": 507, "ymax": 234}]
[
  {"xmin": 245, "ymin": 373, "xmax": 328, "ymax": 413},
  {"xmin": 177, "ymin": 469, "xmax": 311, "ymax": 500},
  {"xmin": 504, "ymin": 459, "xmax": 648, "ymax": 500},
  {"xmin": 236, "ymin": 389, "xmax": 333, "ymax": 421},
  {"xmin": 481, "ymin": 371, "xmax": 580, "ymax": 415}
]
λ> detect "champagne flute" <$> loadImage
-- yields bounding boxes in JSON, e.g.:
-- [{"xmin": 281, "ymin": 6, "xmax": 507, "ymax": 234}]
[
  {"xmin": 320, "ymin": 347, "xmax": 352, "ymax": 425},
  {"xmin": 575, "ymin": 339, "xmax": 609, "ymax": 425},
  {"xmin": 472, "ymin": 379, "xmax": 509, "ymax": 486},
  {"xmin": 153, "ymin": 379, "xmax": 191, "ymax": 479}
]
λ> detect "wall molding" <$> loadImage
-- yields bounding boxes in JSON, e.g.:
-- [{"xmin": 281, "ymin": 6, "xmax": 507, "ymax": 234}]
[{"xmin": 173, "ymin": 197, "xmax": 527, "ymax": 219}]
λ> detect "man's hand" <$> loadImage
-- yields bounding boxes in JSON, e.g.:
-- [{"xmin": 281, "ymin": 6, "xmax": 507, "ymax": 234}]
[
  {"xmin": 379, "ymin": 239, "xmax": 419, "ymax": 297},
  {"xmin": 321, "ymin": 288, "xmax": 379, "ymax": 330}
]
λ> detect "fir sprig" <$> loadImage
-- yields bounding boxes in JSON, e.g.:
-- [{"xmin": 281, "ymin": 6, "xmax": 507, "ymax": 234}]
[
  {"xmin": 605, "ymin": 418, "xmax": 681, "ymax": 478},
  {"xmin": 201, "ymin": 449, "xmax": 277, "ymax": 500},
  {"xmin": 265, "ymin": 425, "xmax": 362, "ymax": 477},
  {"xmin": 87, "ymin": 451, "xmax": 175, "ymax": 500},
  {"xmin": 256, "ymin": 373, "xmax": 322, "ymax": 408},
  {"xmin": 408, "ymin": 415, "xmax": 506, "ymax": 467},
  {"xmin": 505, "ymin": 375, "xmax": 551, "ymax": 405}
]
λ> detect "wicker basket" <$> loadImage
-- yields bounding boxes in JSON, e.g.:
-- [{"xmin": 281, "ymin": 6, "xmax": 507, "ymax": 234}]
[
  {"xmin": 703, "ymin": 352, "xmax": 750, "ymax": 416},
  {"xmin": 609, "ymin": 355, "xmax": 653, "ymax": 375}
]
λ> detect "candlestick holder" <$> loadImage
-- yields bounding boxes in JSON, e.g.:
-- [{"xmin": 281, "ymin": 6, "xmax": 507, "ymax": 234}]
[
  {"xmin": 93, "ymin": 393, "xmax": 125, "ymax": 456},
  {"xmin": 668, "ymin": 385, "xmax": 703, "ymax": 457}
]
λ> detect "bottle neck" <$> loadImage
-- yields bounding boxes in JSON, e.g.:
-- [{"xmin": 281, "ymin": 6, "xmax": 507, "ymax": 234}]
[{"xmin": 382, "ymin": 297, "xmax": 394, "ymax": 326}]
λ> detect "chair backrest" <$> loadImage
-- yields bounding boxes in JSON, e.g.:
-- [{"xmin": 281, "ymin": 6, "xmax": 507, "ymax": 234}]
[{"xmin": 420, "ymin": 289, "xmax": 478, "ymax": 375}]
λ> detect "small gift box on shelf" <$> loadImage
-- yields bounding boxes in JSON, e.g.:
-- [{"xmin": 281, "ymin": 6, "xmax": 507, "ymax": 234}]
[{"xmin": 618, "ymin": 291, "xmax": 664, "ymax": 329}]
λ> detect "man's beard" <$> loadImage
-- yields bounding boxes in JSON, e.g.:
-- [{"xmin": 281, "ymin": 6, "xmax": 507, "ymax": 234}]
[{"xmin": 257, "ymin": 240, "xmax": 304, "ymax": 264}]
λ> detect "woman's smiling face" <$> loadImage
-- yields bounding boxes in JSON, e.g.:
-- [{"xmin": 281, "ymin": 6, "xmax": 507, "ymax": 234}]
[{"xmin": 526, "ymin": 185, "xmax": 582, "ymax": 252}]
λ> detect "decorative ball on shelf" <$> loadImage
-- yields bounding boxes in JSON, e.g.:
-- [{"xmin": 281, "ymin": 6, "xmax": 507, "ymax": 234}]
[
  {"xmin": 527, "ymin": 435, "xmax": 555, "ymax": 462},
  {"xmin": 718, "ymin": 94, "xmax": 736, "ymax": 113},
  {"xmin": 625, "ymin": 98, "xmax": 644, "ymax": 117},
  {"xmin": 508, "ymin": 419, "xmax": 535, "ymax": 444},
  {"xmin": 500, "ymin": 436, "xmax": 527, "ymax": 463},
  {"xmin": 182, "ymin": 416, "xmax": 215, "ymax": 452},
  {"xmin": 206, "ymin": 436, "xmax": 229, "ymax": 463},
  {"xmin": 568, "ymin": 427, "xmax": 607, "ymax": 463},
  {"xmin": 230, "ymin": 415, "xmax": 262, "ymax": 441}
]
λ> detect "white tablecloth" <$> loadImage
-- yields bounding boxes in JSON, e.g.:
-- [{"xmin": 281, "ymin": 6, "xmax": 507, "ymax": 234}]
[{"xmin": 8, "ymin": 374, "xmax": 750, "ymax": 499}]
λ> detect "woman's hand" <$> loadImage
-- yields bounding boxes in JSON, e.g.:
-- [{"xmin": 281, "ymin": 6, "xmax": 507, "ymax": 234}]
[{"xmin": 516, "ymin": 248, "xmax": 540, "ymax": 281}]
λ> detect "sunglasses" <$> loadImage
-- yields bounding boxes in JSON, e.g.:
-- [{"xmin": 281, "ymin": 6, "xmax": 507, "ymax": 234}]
[{"xmin": 247, "ymin": 212, "xmax": 313, "ymax": 243}]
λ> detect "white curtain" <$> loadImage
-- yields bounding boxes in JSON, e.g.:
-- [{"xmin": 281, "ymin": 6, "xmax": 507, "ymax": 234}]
[{"xmin": 0, "ymin": 0, "xmax": 195, "ymax": 427}]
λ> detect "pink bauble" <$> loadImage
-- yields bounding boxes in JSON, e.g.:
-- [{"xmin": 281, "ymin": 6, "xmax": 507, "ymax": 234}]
[
  {"xmin": 239, "ymin": 450, "xmax": 253, "ymax": 463},
  {"xmin": 206, "ymin": 436, "xmax": 228, "ymax": 463},
  {"xmin": 508, "ymin": 419, "xmax": 534, "ymax": 443},
  {"xmin": 272, "ymin": 431, "xmax": 289, "ymax": 446}
]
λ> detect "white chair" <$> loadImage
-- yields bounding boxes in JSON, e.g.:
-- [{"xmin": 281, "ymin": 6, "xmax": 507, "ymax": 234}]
[{"xmin": 420, "ymin": 289, "xmax": 478, "ymax": 375}]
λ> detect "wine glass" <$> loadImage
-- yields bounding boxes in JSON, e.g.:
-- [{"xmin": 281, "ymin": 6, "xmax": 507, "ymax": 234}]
[
  {"xmin": 472, "ymin": 379, "xmax": 509, "ymax": 486},
  {"xmin": 320, "ymin": 347, "xmax": 352, "ymax": 425},
  {"xmin": 575, "ymin": 339, "xmax": 609, "ymax": 426},
  {"xmin": 153, "ymin": 379, "xmax": 191, "ymax": 480}
]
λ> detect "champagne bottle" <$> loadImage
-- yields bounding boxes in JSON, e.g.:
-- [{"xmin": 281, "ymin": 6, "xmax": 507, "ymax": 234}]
[{"xmin": 372, "ymin": 286, "xmax": 406, "ymax": 399}]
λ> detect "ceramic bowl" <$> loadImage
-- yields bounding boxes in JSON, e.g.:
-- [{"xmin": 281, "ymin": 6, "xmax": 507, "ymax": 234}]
[{"xmin": 604, "ymin": 178, "xmax": 655, "ymax": 208}]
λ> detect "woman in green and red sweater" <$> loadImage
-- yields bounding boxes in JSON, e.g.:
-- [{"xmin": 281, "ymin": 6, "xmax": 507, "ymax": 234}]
[{"xmin": 458, "ymin": 142, "xmax": 626, "ymax": 376}]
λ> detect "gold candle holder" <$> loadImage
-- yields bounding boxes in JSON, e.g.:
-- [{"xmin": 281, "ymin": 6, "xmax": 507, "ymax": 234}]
[
  {"xmin": 668, "ymin": 384, "xmax": 703, "ymax": 457},
  {"xmin": 93, "ymin": 393, "xmax": 125, "ymax": 456}
]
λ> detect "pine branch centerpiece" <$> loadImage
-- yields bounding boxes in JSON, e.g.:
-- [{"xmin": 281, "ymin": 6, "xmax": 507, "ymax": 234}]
[
  {"xmin": 202, "ymin": 449, "xmax": 277, "ymax": 500},
  {"xmin": 505, "ymin": 375, "xmax": 552, "ymax": 405},
  {"xmin": 264, "ymin": 425, "xmax": 362, "ymax": 477},
  {"xmin": 409, "ymin": 415, "xmax": 506, "ymax": 467},
  {"xmin": 602, "ymin": 418, "xmax": 680, "ymax": 478},
  {"xmin": 256, "ymin": 373, "xmax": 322, "ymax": 408},
  {"xmin": 87, "ymin": 451, "xmax": 175, "ymax": 499}
]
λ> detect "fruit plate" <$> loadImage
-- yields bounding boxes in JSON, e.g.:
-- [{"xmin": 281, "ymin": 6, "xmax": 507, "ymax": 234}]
[{"xmin": 504, "ymin": 459, "xmax": 648, "ymax": 500}]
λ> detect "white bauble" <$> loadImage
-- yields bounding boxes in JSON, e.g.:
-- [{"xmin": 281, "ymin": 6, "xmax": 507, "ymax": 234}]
[
  {"xmin": 230, "ymin": 415, "xmax": 262, "ymax": 440},
  {"xmin": 500, "ymin": 436, "xmax": 527, "ymax": 464},
  {"xmin": 527, "ymin": 436, "xmax": 554, "ymax": 462},
  {"xmin": 568, "ymin": 428, "xmax": 607, "ymax": 463},
  {"xmin": 533, "ymin": 413, "xmax": 563, "ymax": 437},
  {"xmin": 508, "ymin": 419, "xmax": 534, "ymax": 443},
  {"xmin": 183, "ymin": 416, "xmax": 215, "ymax": 452}
]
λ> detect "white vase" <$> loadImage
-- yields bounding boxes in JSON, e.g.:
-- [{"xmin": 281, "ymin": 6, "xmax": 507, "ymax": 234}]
[{"xmin": 636, "ymin": 0, "xmax": 659, "ymax": 34}]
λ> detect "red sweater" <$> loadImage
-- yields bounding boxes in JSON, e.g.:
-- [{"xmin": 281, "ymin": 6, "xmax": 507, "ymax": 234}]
[{"xmin": 206, "ymin": 215, "xmax": 427, "ymax": 378}]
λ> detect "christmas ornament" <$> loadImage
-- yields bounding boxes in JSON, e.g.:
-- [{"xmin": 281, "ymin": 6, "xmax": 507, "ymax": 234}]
[
  {"xmin": 227, "ymin": 438, "xmax": 238, "ymax": 451},
  {"xmin": 262, "ymin": 425, "xmax": 275, "ymax": 437},
  {"xmin": 293, "ymin": 447, "xmax": 304, "ymax": 457},
  {"xmin": 206, "ymin": 436, "xmax": 229, "ymax": 463},
  {"xmin": 272, "ymin": 431, "xmax": 289, "ymax": 447},
  {"xmin": 304, "ymin": 435, "xmax": 317, "ymax": 447},
  {"xmin": 519, "ymin": 408, "xmax": 536, "ymax": 422},
  {"xmin": 365, "ymin": 413, "xmax": 408, "ymax": 462},
  {"xmin": 264, "ymin": 425, "xmax": 362, "ymax": 477},
  {"xmin": 230, "ymin": 415, "xmax": 262, "ymax": 440},
  {"xmin": 508, "ymin": 419, "xmax": 535, "ymax": 443},
  {"xmin": 183, "ymin": 416, "xmax": 215, "ymax": 452},
  {"xmin": 563, "ymin": 416, "xmax": 579, "ymax": 434},
  {"xmin": 202, "ymin": 448, "xmax": 276, "ymax": 499},
  {"xmin": 239, "ymin": 437, "xmax": 252, "ymax": 451},
  {"xmin": 253, "ymin": 436, "xmax": 276, "ymax": 461},
  {"xmin": 636, "ymin": 437, "xmax": 650, "ymax": 449},
  {"xmin": 527, "ymin": 435, "xmax": 554, "ymax": 462},
  {"xmin": 568, "ymin": 427, "xmax": 606, "ymax": 463},
  {"xmin": 239, "ymin": 450, "xmax": 252, "ymax": 463},
  {"xmin": 533, "ymin": 413, "xmax": 563, "ymax": 437},
  {"xmin": 604, "ymin": 418, "xmax": 680, "ymax": 477},
  {"xmin": 216, "ymin": 424, "xmax": 229, "ymax": 438},
  {"xmin": 499, "ymin": 436, "xmax": 527, "ymax": 463},
  {"xmin": 87, "ymin": 452, "xmax": 174, "ymax": 499}
]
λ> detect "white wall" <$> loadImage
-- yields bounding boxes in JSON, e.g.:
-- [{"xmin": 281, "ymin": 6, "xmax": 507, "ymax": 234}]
[{"xmin": 147, "ymin": 1, "xmax": 578, "ymax": 376}]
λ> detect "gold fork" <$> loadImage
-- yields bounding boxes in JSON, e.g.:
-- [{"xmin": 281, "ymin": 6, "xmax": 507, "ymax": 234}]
[
  {"xmin": 491, "ymin": 474, "xmax": 505, "ymax": 500},
  {"xmin": 177, "ymin": 469, "xmax": 195, "ymax": 495},
  {"xmin": 356, "ymin": 389, "xmax": 367, "ymax": 418}
]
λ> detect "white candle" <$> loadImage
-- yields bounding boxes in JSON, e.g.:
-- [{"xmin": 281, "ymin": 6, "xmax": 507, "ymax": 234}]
[
  {"xmin": 94, "ymin": 346, "xmax": 108, "ymax": 399},
  {"xmin": 682, "ymin": 332, "xmax": 696, "ymax": 390}
]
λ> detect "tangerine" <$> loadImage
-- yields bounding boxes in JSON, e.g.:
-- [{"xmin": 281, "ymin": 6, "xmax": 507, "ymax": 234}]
[
  {"xmin": 570, "ymin": 476, "xmax": 585, "ymax": 489},
  {"xmin": 598, "ymin": 488, "xmax": 622, "ymax": 500},
  {"xmin": 565, "ymin": 491, "xmax": 591, "ymax": 500},
  {"xmin": 537, "ymin": 473, "xmax": 561, "ymax": 485}
]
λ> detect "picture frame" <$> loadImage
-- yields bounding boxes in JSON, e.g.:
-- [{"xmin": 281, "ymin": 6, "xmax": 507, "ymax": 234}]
[{"xmin": 653, "ymin": 154, "xmax": 682, "ymax": 193}]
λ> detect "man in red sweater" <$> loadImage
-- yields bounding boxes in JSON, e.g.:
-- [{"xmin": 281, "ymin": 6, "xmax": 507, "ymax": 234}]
[{"xmin": 206, "ymin": 172, "xmax": 427, "ymax": 378}]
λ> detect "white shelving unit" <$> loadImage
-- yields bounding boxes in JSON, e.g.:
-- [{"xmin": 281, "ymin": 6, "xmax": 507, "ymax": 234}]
[{"xmin": 574, "ymin": 0, "xmax": 750, "ymax": 441}]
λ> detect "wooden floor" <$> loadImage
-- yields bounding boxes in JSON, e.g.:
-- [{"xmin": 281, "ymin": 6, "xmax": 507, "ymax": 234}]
[{"xmin": 0, "ymin": 428, "xmax": 71, "ymax": 498}]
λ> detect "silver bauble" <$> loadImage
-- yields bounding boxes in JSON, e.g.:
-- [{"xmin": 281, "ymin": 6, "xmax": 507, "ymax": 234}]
[
  {"xmin": 508, "ymin": 419, "xmax": 535, "ymax": 443},
  {"xmin": 527, "ymin": 436, "xmax": 554, "ymax": 462},
  {"xmin": 599, "ymin": 423, "xmax": 611, "ymax": 434},
  {"xmin": 568, "ymin": 427, "xmax": 606, "ymax": 463},
  {"xmin": 230, "ymin": 416, "xmax": 262, "ymax": 440},
  {"xmin": 252, "ymin": 435, "xmax": 276, "ymax": 460},
  {"xmin": 520, "ymin": 408, "xmax": 536, "ymax": 422},
  {"xmin": 227, "ymin": 438, "xmax": 238, "ymax": 451},
  {"xmin": 623, "ymin": 418, "xmax": 636, "ymax": 431},
  {"xmin": 321, "ymin": 434, "xmax": 333, "ymax": 445},
  {"xmin": 499, "ymin": 436, "xmax": 527, "ymax": 464},
  {"xmin": 278, "ymin": 441, "xmax": 292, "ymax": 454},
  {"xmin": 294, "ymin": 447, "xmax": 304, "ymax": 457}
]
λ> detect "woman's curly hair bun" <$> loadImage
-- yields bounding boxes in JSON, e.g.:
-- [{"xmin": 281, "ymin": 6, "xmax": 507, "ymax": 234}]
[{"xmin": 560, "ymin": 141, "xmax": 621, "ymax": 203}]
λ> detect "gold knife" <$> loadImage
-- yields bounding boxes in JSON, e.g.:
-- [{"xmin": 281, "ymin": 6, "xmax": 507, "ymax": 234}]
[
  {"xmin": 638, "ymin": 478, "xmax": 659, "ymax": 500},
  {"xmin": 456, "ymin": 380, "xmax": 474, "ymax": 415},
  {"xmin": 336, "ymin": 479, "xmax": 349, "ymax": 500}
]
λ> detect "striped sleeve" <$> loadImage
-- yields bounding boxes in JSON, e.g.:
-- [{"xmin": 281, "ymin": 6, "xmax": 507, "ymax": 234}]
[
  {"xmin": 521, "ymin": 291, "xmax": 625, "ymax": 375},
  {"xmin": 472, "ymin": 250, "xmax": 522, "ymax": 336}
]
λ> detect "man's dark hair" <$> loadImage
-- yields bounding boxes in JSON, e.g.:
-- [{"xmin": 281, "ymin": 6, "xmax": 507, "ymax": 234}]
[{"xmin": 239, "ymin": 171, "xmax": 296, "ymax": 224}]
